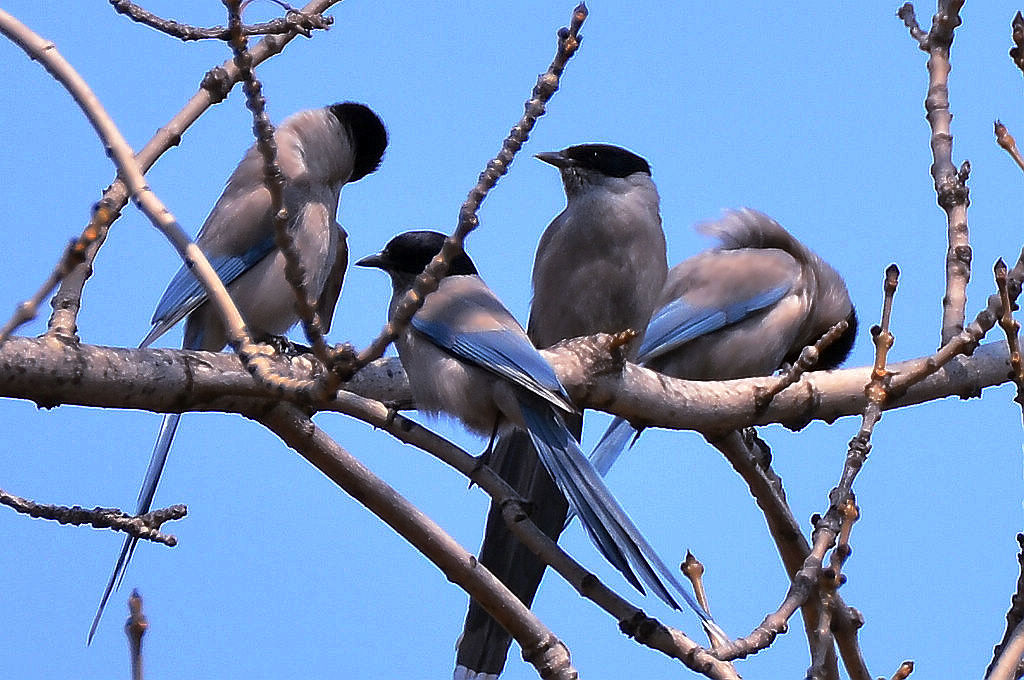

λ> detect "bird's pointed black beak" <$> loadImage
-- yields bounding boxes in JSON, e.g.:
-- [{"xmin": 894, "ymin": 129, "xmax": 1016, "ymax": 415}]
[
  {"xmin": 535, "ymin": 150, "xmax": 572, "ymax": 169},
  {"xmin": 355, "ymin": 252, "xmax": 387, "ymax": 269}
]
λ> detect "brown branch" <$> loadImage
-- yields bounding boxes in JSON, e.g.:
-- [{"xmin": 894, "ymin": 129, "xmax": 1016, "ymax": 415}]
[
  {"xmin": 125, "ymin": 589, "xmax": 147, "ymax": 680},
  {"xmin": 898, "ymin": 1, "xmax": 971, "ymax": 346},
  {"xmin": 0, "ymin": 488, "xmax": 185, "ymax": 545},
  {"xmin": 326, "ymin": 390, "xmax": 738, "ymax": 678},
  {"xmin": 109, "ymin": 0, "xmax": 331, "ymax": 41},
  {"xmin": 0, "ymin": 335, "xmax": 1016, "ymax": 435},
  {"xmin": 995, "ymin": 259, "xmax": 1024, "ymax": 420},
  {"xmin": 37, "ymin": 0, "xmax": 341, "ymax": 343},
  {"xmin": 755, "ymin": 319, "xmax": 851, "ymax": 409},
  {"xmin": 254, "ymin": 402, "xmax": 579, "ymax": 680},
  {"xmin": 988, "ymin": 534, "xmax": 1024, "ymax": 678},
  {"xmin": 890, "ymin": 249, "xmax": 1024, "ymax": 399},
  {"xmin": 355, "ymin": 2, "xmax": 589, "ymax": 366},
  {"xmin": 995, "ymin": 120, "xmax": 1024, "ymax": 174}
]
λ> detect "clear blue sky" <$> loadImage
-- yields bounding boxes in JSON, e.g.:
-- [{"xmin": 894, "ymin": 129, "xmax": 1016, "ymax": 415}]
[{"xmin": 2, "ymin": 1, "xmax": 1023, "ymax": 678}]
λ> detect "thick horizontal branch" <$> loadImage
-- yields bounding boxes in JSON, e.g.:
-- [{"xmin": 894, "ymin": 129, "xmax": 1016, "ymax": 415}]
[{"xmin": 0, "ymin": 334, "xmax": 1011, "ymax": 433}]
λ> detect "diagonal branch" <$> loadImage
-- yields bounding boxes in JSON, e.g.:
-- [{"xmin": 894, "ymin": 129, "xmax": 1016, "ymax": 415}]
[
  {"xmin": 254, "ymin": 402, "xmax": 579, "ymax": 680},
  {"xmin": 356, "ymin": 2, "xmax": 589, "ymax": 367}
]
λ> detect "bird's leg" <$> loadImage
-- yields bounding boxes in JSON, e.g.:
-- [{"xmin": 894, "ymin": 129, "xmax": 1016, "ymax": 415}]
[
  {"xmin": 258, "ymin": 334, "xmax": 312, "ymax": 358},
  {"xmin": 468, "ymin": 416, "xmax": 502, "ymax": 489}
]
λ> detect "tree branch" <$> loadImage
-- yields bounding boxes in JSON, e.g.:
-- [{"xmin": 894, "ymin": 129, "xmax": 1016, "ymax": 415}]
[
  {"xmin": 254, "ymin": 402, "xmax": 579, "ymax": 680},
  {"xmin": 898, "ymin": 1, "xmax": 970, "ymax": 346}
]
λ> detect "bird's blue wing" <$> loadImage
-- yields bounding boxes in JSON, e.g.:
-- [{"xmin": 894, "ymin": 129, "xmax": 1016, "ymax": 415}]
[
  {"xmin": 141, "ymin": 236, "xmax": 277, "ymax": 348},
  {"xmin": 519, "ymin": 401, "xmax": 725, "ymax": 642},
  {"xmin": 411, "ymin": 317, "xmax": 574, "ymax": 413},
  {"xmin": 637, "ymin": 284, "xmax": 791, "ymax": 362}
]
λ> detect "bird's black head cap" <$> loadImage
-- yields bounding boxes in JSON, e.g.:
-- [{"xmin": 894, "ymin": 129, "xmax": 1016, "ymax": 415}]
[
  {"xmin": 360, "ymin": 231, "xmax": 478, "ymax": 277},
  {"xmin": 562, "ymin": 143, "xmax": 651, "ymax": 178},
  {"xmin": 329, "ymin": 102, "xmax": 388, "ymax": 182}
]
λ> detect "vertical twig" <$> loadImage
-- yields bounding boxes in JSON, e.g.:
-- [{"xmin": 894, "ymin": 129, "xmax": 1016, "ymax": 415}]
[
  {"xmin": 995, "ymin": 259, "xmax": 1024, "ymax": 421},
  {"xmin": 125, "ymin": 589, "xmax": 147, "ymax": 680},
  {"xmin": 898, "ymin": 1, "xmax": 971, "ymax": 346}
]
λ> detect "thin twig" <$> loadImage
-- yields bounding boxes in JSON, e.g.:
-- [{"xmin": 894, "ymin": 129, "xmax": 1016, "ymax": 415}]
[
  {"xmin": 898, "ymin": 0, "xmax": 971, "ymax": 346},
  {"xmin": 255, "ymin": 402, "xmax": 579, "ymax": 680},
  {"xmin": 988, "ymin": 535, "xmax": 1024, "ymax": 678},
  {"xmin": 891, "ymin": 660, "xmax": 915, "ymax": 680},
  {"xmin": 890, "ymin": 250, "xmax": 1024, "ymax": 398},
  {"xmin": 0, "ymin": 487, "xmax": 184, "ymax": 545},
  {"xmin": 109, "ymin": 0, "xmax": 331, "ymax": 41},
  {"xmin": 355, "ymin": 2, "xmax": 589, "ymax": 367},
  {"xmin": 807, "ymin": 497, "xmax": 859, "ymax": 680},
  {"xmin": 125, "ymin": 589, "xmax": 147, "ymax": 680},
  {"xmin": 755, "ymin": 319, "xmax": 851, "ymax": 409},
  {"xmin": 995, "ymin": 259, "xmax": 1024, "ymax": 420},
  {"xmin": 995, "ymin": 121, "xmax": 1024, "ymax": 174}
]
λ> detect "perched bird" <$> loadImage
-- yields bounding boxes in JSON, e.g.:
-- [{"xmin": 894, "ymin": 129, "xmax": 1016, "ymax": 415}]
[
  {"xmin": 88, "ymin": 102, "xmax": 388, "ymax": 643},
  {"xmin": 357, "ymin": 231, "xmax": 718, "ymax": 655},
  {"xmin": 589, "ymin": 208, "xmax": 857, "ymax": 477},
  {"xmin": 457, "ymin": 144, "xmax": 670, "ymax": 679}
]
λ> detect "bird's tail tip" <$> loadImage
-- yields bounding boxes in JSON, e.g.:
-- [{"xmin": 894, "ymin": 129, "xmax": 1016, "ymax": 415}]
[{"xmin": 453, "ymin": 665, "xmax": 500, "ymax": 680}]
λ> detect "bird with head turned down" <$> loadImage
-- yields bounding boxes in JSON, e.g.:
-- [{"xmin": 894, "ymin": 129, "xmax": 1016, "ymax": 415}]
[{"xmin": 588, "ymin": 208, "xmax": 857, "ymax": 478}]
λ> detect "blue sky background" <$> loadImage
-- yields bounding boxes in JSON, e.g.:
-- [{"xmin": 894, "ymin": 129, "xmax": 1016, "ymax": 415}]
[{"xmin": 2, "ymin": 1, "xmax": 1024, "ymax": 678}]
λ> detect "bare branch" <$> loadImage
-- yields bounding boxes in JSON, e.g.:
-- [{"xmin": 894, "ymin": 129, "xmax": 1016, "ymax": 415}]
[
  {"xmin": 995, "ymin": 259, "xmax": 1024, "ymax": 420},
  {"xmin": 0, "ymin": 488, "xmax": 184, "ymax": 545},
  {"xmin": 125, "ymin": 589, "xmax": 147, "ymax": 680},
  {"xmin": 254, "ymin": 402, "xmax": 579, "ymax": 680},
  {"xmin": 109, "ymin": 0, "xmax": 332, "ymax": 41},
  {"xmin": 988, "ymin": 534, "xmax": 1024, "ymax": 679},
  {"xmin": 356, "ymin": 2, "xmax": 589, "ymax": 366},
  {"xmin": 890, "ymin": 248, "xmax": 1024, "ymax": 398},
  {"xmin": 0, "ymin": 334, "xmax": 1015, "ymax": 435},
  {"xmin": 898, "ymin": 1, "xmax": 970, "ymax": 346},
  {"xmin": 755, "ymin": 319, "xmax": 851, "ymax": 409},
  {"xmin": 995, "ymin": 120, "xmax": 1024, "ymax": 174}
]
